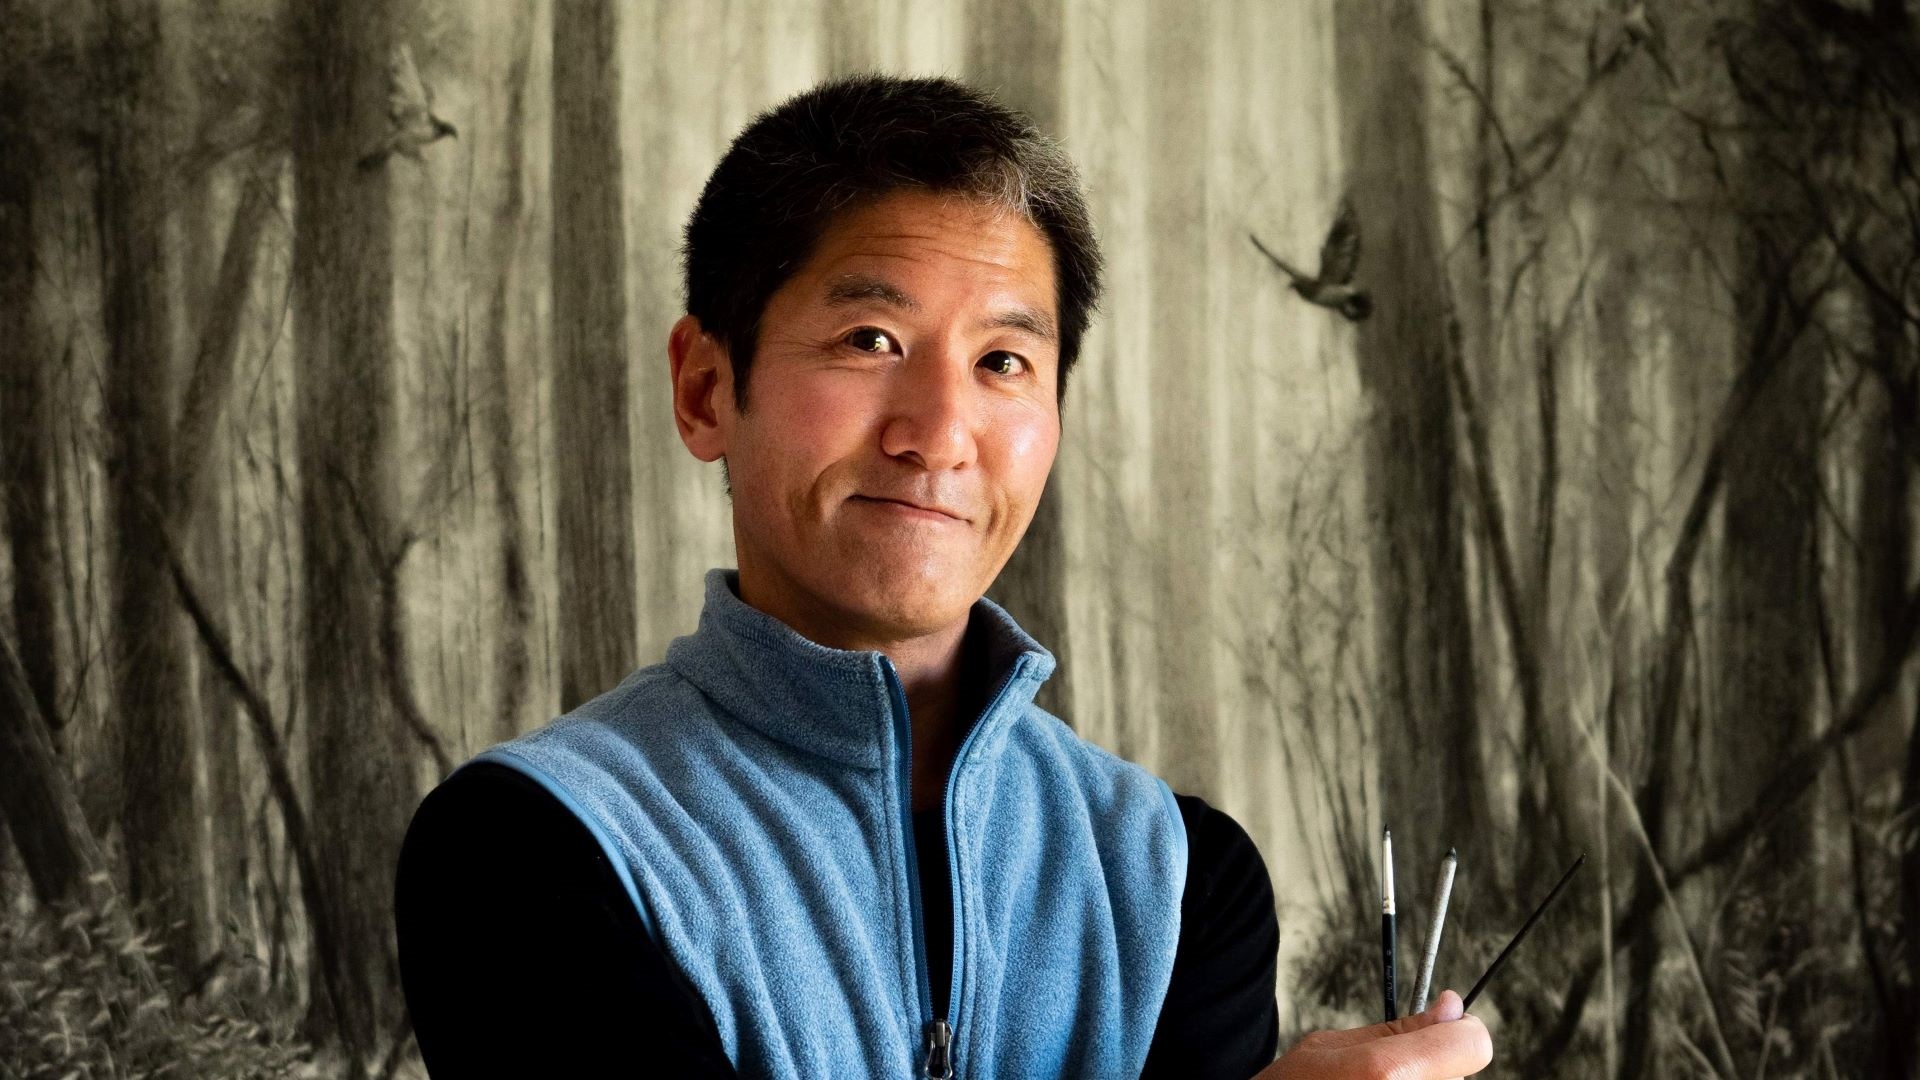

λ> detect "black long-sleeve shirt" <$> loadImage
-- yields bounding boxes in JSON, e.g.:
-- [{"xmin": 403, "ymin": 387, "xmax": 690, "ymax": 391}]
[{"xmin": 395, "ymin": 761, "xmax": 1278, "ymax": 1078}]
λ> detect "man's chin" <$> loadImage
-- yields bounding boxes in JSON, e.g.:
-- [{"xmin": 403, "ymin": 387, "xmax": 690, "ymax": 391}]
[{"xmin": 828, "ymin": 568, "xmax": 978, "ymax": 634}]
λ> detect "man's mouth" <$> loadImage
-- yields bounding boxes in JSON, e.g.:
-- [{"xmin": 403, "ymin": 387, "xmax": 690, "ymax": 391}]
[{"xmin": 853, "ymin": 495, "xmax": 967, "ymax": 523}]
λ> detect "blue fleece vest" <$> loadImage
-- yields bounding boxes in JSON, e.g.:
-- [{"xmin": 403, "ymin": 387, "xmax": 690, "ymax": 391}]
[{"xmin": 457, "ymin": 568, "xmax": 1187, "ymax": 1079}]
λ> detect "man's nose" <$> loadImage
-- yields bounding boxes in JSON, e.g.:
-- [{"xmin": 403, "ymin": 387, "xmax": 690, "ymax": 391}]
[{"xmin": 878, "ymin": 347, "xmax": 978, "ymax": 471}]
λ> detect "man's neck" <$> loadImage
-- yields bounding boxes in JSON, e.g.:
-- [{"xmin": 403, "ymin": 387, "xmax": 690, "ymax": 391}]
[{"xmin": 906, "ymin": 617, "xmax": 989, "ymax": 813}]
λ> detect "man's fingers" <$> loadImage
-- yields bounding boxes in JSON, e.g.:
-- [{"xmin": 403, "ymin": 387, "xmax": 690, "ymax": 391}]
[
  {"xmin": 1267, "ymin": 992, "xmax": 1494, "ymax": 1080},
  {"xmin": 1293, "ymin": 990, "xmax": 1467, "ymax": 1051},
  {"xmin": 1360, "ymin": 1011, "xmax": 1493, "ymax": 1079}
]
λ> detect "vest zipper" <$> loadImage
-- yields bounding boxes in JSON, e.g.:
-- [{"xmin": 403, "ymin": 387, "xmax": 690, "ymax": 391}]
[
  {"xmin": 922, "ymin": 1017, "xmax": 953, "ymax": 1079},
  {"xmin": 885, "ymin": 654, "xmax": 1030, "ymax": 1080},
  {"xmin": 882, "ymin": 660, "xmax": 942, "ymax": 1079}
]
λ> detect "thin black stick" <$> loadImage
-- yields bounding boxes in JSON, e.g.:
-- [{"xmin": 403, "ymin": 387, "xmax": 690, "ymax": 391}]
[{"xmin": 1462, "ymin": 853, "xmax": 1586, "ymax": 1010}]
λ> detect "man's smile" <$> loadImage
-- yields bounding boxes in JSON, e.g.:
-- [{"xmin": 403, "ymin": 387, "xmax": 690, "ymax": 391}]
[{"xmin": 851, "ymin": 494, "xmax": 969, "ymax": 523}]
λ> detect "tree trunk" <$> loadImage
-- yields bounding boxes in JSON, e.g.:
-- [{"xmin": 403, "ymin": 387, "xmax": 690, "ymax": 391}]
[
  {"xmin": 200, "ymin": 444, "xmax": 255, "ymax": 951},
  {"xmin": 1856, "ymin": 312, "xmax": 1915, "ymax": 769},
  {"xmin": 1713, "ymin": 250, "xmax": 1819, "ymax": 874},
  {"xmin": 0, "ymin": 0, "xmax": 59, "ymax": 748},
  {"xmin": 1861, "ymin": 283, "xmax": 1920, "ymax": 1080},
  {"xmin": 1333, "ymin": 0, "xmax": 1489, "ymax": 884},
  {"xmin": 1137, "ymin": 0, "xmax": 1219, "ymax": 798},
  {"xmin": 290, "ymin": 0, "xmax": 416, "ymax": 1062},
  {"xmin": 551, "ymin": 0, "xmax": 636, "ymax": 711},
  {"xmin": 1708, "ymin": 225, "xmax": 1819, "ymax": 1066},
  {"xmin": 1623, "ymin": 13, "xmax": 1824, "ymax": 1070},
  {"xmin": 171, "ymin": 31, "xmax": 252, "ymax": 960},
  {"xmin": 1, "ymin": 632, "xmax": 107, "ymax": 906},
  {"xmin": 1706, "ymin": 11, "xmax": 1822, "ymax": 1074},
  {"xmin": 485, "ymin": 11, "xmax": 535, "ymax": 743},
  {"xmin": 178, "ymin": 164, "xmax": 276, "ymax": 959},
  {"xmin": 1591, "ymin": 206, "xmax": 1637, "ymax": 673},
  {"xmin": 1588, "ymin": 171, "xmax": 1642, "ymax": 1080},
  {"xmin": 99, "ymin": 0, "xmax": 207, "ymax": 971},
  {"xmin": 1902, "ymin": 689, "xmax": 1920, "ymax": 1080},
  {"xmin": 2, "ymin": 628, "xmax": 163, "ymax": 988},
  {"xmin": 965, "ymin": 0, "xmax": 1075, "ymax": 725}
]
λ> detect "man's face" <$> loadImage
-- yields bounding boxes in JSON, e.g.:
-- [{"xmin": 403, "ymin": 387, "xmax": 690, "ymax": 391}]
[{"xmin": 702, "ymin": 189, "xmax": 1061, "ymax": 646}]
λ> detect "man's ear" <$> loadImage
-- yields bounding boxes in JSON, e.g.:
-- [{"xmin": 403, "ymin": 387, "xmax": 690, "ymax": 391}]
[{"xmin": 669, "ymin": 313, "xmax": 732, "ymax": 463}]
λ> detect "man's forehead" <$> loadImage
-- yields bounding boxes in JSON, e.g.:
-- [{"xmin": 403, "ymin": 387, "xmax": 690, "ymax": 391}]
[{"xmin": 807, "ymin": 191, "xmax": 1049, "ymax": 274}]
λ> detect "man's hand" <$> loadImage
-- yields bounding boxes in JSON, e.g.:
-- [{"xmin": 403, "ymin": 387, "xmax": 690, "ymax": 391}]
[{"xmin": 1252, "ymin": 989, "xmax": 1493, "ymax": 1079}]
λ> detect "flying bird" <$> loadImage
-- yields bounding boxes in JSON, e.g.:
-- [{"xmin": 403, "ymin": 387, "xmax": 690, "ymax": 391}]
[
  {"xmin": 1248, "ymin": 197, "xmax": 1372, "ymax": 322},
  {"xmin": 357, "ymin": 43, "xmax": 458, "ymax": 171}
]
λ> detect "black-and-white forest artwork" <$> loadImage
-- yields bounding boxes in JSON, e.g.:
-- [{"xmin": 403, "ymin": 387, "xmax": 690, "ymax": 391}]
[{"xmin": 3, "ymin": 0, "xmax": 1916, "ymax": 1076}]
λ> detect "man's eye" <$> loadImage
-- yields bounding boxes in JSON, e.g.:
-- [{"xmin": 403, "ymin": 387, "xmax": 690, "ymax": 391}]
[
  {"xmin": 845, "ymin": 327, "xmax": 897, "ymax": 353},
  {"xmin": 981, "ymin": 350, "xmax": 1027, "ymax": 376}
]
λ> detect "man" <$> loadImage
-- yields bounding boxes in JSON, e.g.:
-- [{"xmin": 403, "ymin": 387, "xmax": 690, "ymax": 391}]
[{"xmin": 395, "ymin": 74, "xmax": 1493, "ymax": 1079}]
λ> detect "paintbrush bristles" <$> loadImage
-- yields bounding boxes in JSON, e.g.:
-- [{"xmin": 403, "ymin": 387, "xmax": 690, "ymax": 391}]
[
  {"xmin": 1381, "ymin": 830, "xmax": 1395, "ymax": 914},
  {"xmin": 1380, "ymin": 828, "xmax": 1397, "ymax": 1021}
]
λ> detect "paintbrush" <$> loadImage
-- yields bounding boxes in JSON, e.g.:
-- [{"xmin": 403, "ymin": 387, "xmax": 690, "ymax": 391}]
[
  {"xmin": 1411, "ymin": 847, "xmax": 1457, "ymax": 1014},
  {"xmin": 1381, "ymin": 828, "xmax": 1397, "ymax": 1021}
]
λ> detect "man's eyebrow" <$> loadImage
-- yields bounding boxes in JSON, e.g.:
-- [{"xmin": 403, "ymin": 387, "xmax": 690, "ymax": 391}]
[
  {"xmin": 823, "ymin": 274, "xmax": 919, "ymax": 311},
  {"xmin": 979, "ymin": 306, "xmax": 1057, "ymax": 343},
  {"xmin": 822, "ymin": 272, "xmax": 1057, "ymax": 342}
]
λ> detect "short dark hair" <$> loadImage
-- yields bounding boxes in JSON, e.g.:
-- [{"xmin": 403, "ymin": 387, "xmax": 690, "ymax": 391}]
[{"xmin": 681, "ymin": 73, "xmax": 1103, "ymax": 416}]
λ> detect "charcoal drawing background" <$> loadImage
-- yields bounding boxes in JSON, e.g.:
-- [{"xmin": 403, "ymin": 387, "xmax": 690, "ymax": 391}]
[{"xmin": 3, "ymin": 0, "xmax": 1916, "ymax": 1076}]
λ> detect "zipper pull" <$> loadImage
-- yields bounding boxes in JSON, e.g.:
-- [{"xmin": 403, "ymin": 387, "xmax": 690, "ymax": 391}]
[{"xmin": 921, "ymin": 1017, "xmax": 953, "ymax": 1079}]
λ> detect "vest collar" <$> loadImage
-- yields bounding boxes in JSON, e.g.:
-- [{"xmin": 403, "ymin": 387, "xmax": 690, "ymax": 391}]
[{"xmin": 664, "ymin": 567, "xmax": 1056, "ymax": 770}]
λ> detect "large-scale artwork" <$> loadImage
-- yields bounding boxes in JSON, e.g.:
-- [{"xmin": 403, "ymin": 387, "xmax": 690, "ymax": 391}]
[{"xmin": 2, "ymin": 1, "xmax": 1913, "ymax": 1076}]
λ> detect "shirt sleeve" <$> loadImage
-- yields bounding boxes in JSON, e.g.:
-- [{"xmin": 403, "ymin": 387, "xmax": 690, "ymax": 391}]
[
  {"xmin": 394, "ymin": 760, "xmax": 737, "ymax": 1078},
  {"xmin": 1139, "ymin": 792, "xmax": 1281, "ymax": 1080}
]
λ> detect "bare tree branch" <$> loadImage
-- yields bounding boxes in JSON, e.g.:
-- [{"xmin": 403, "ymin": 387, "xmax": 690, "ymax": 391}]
[
  {"xmin": 1444, "ymin": 310, "xmax": 1545, "ymax": 762},
  {"xmin": 1574, "ymin": 679, "xmax": 1738, "ymax": 1080},
  {"xmin": 153, "ymin": 511, "xmax": 355, "ymax": 1056},
  {"xmin": 0, "ymin": 629, "xmax": 112, "ymax": 907},
  {"xmin": 1530, "ymin": 573, "xmax": 1920, "ymax": 1068},
  {"xmin": 172, "ymin": 156, "xmax": 279, "ymax": 517},
  {"xmin": 381, "ymin": 562, "xmax": 452, "ymax": 776}
]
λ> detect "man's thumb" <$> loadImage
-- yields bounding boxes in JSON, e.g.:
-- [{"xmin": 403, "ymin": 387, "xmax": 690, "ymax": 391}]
[
  {"xmin": 1387, "ymin": 989, "xmax": 1465, "ymax": 1036},
  {"xmin": 1306, "ymin": 989, "xmax": 1469, "ymax": 1051}
]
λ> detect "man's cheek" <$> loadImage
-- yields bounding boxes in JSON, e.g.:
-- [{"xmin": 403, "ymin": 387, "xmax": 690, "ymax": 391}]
[
  {"xmin": 781, "ymin": 403, "xmax": 874, "ymax": 464},
  {"xmin": 991, "ymin": 392, "xmax": 1057, "ymax": 449}
]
